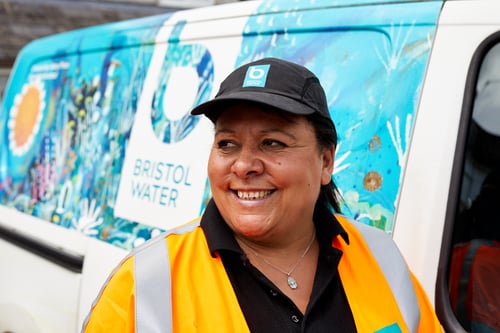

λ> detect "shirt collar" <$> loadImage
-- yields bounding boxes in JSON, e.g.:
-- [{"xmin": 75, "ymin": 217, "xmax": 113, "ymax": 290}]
[{"xmin": 201, "ymin": 198, "xmax": 349, "ymax": 257}]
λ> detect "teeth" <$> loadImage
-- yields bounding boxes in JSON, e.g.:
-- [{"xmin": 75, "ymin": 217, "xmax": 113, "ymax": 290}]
[{"xmin": 237, "ymin": 190, "xmax": 272, "ymax": 200}]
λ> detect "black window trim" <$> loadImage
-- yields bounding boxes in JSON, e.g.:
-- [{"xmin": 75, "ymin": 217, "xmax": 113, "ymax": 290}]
[{"xmin": 0, "ymin": 223, "xmax": 84, "ymax": 273}]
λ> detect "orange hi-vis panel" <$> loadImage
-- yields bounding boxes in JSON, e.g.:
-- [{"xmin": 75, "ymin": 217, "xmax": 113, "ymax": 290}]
[
  {"xmin": 334, "ymin": 216, "xmax": 443, "ymax": 333},
  {"xmin": 82, "ymin": 216, "xmax": 442, "ymax": 333},
  {"xmin": 166, "ymin": 225, "xmax": 250, "ymax": 332}
]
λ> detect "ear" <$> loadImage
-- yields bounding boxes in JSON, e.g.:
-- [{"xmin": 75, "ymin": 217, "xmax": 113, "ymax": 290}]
[{"xmin": 320, "ymin": 146, "xmax": 335, "ymax": 185}]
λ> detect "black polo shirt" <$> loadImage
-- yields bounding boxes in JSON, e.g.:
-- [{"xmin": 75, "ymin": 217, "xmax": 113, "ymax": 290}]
[{"xmin": 201, "ymin": 199, "xmax": 357, "ymax": 333}]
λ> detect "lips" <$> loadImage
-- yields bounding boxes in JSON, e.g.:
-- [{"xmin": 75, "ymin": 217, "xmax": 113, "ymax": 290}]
[{"xmin": 236, "ymin": 190, "xmax": 274, "ymax": 200}]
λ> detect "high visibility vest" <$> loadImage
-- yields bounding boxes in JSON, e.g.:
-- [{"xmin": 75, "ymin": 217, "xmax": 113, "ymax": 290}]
[{"xmin": 83, "ymin": 216, "xmax": 443, "ymax": 333}]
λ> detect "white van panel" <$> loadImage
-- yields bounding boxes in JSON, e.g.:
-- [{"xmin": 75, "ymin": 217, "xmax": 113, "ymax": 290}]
[
  {"xmin": 0, "ymin": 237, "xmax": 80, "ymax": 333},
  {"xmin": 77, "ymin": 239, "xmax": 127, "ymax": 331},
  {"xmin": 0, "ymin": 205, "xmax": 127, "ymax": 332},
  {"xmin": 394, "ymin": 0, "xmax": 500, "ymax": 300},
  {"xmin": 439, "ymin": 0, "xmax": 500, "ymax": 25}
]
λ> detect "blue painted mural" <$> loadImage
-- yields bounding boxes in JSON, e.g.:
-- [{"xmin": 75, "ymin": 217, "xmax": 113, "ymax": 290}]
[
  {"xmin": 0, "ymin": 0, "xmax": 442, "ymax": 250},
  {"xmin": 236, "ymin": 0, "xmax": 442, "ymax": 232}
]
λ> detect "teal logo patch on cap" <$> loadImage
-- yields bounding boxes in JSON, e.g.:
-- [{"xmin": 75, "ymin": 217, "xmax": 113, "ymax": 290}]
[{"xmin": 243, "ymin": 64, "xmax": 270, "ymax": 87}]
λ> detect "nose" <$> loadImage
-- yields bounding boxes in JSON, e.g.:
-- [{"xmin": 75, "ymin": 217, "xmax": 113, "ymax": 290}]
[{"xmin": 231, "ymin": 146, "xmax": 264, "ymax": 178}]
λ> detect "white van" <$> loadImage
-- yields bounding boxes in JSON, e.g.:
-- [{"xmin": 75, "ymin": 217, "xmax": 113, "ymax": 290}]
[{"xmin": 1, "ymin": 0, "xmax": 499, "ymax": 332}]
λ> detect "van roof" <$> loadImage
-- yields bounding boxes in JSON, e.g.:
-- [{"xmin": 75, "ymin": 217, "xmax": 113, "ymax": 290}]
[{"xmin": 20, "ymin": 0, "xmax": 443, "ymax": 58}]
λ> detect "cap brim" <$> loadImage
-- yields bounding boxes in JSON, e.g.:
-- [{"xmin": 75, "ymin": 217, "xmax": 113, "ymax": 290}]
[{"xmin": 191, "ymin": 91, "xmax": 316, "ymax": 120}]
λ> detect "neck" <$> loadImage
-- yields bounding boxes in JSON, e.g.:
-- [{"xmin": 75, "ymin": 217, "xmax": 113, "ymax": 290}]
[
  {"xmin": 236, "ymin": 229, "xmax": 316, "ymax": 258},
  {"xmin": 237, "ymin": 231, "xmax": 316, "ymax": 288},
  {"xmin": 238, "ymin": 230, "xmax": 319, "ymax": 309}
]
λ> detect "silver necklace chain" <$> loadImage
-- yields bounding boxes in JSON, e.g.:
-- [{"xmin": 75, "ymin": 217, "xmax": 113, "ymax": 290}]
[{"xmin": 241, "ymin": 232, "xmax": 316, "ymax": 290}]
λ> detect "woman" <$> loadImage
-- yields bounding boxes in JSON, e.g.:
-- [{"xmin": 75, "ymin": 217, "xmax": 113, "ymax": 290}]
[{"xmin": 82, "ymin": 58, "xmax": 443, "ymax": 332}]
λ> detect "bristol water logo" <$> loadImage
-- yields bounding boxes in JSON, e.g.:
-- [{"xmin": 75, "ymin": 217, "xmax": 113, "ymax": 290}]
[
  {"xmin": 243, "ymin": 64, "xmax": 270, "ymax": 88},
  {"xmin": 151, "ymin": 22, "xmax": 214, "ymax": 144}
]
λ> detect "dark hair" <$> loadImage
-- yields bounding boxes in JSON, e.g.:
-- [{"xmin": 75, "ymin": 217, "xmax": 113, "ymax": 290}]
[{"xmin": 306, "ymin": 112, "xmax": 343, "ymax": 214}]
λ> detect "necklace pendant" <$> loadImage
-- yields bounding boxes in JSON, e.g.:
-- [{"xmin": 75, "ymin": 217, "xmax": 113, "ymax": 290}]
[{"xmin": 287, "ymin": 275, "xmax": 298, "ymax": 289}]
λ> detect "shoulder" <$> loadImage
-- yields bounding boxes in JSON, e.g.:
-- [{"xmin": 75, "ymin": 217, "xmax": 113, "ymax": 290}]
[
  {"xmin": 127, "ymin": 218, "xmax": 203, "ymax": 259},
  {"xmin": 335, "ymin": 215, "xmax": 395, "ymax": 246},
  {"xmin": 335, "ymin": 214, "xmax": 407, "ymax": 267}
]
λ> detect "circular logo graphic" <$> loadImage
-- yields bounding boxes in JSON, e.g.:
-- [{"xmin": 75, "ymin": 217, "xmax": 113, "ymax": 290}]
[
  {"xmin": 8, "ymin": 80, "xmax": 46, "ymax": 156},
  {"xmin": 150, "ymin": 22, "xmax": 214, "ymax": 144}
]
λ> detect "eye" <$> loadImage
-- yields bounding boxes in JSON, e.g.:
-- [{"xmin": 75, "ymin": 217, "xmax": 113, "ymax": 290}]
[
  {"xmin": 215, "ymin": 139, "xmax": 237, "ymax": 151},
  {"xmin": 262, "ymin": 138, "xmax": 286, "ymax": 149}
]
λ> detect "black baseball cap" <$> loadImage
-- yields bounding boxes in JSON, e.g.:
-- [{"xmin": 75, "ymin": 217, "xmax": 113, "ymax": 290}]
[{"xmin": 190, "ymin": 57, "xmax": 333, "ymax": 123}]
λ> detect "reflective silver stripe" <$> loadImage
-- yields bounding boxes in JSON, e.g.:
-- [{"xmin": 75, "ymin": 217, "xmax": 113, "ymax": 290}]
[
  {"xmin": 350, "ymin": 221, "xmax": 420, "ymax": 333},
  {"xmin": 135, "ymin": 221, "xmax": 200, "ymax": 333},
  {"xmin": 135, "ymin": 235, "xmax": 172, "ymax": 333}
]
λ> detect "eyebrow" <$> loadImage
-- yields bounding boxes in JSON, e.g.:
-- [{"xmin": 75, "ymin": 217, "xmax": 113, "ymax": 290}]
[{"xmin": 214, "ymin": 127, "xmax": 297, "ymax": 140}]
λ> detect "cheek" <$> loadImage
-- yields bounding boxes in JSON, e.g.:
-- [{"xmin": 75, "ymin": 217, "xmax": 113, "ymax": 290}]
[
  {"xmin": 207, "ymin": 152, "xmax": 228, "ymax": 184},
  {"xmin": 294, "ymin": 158, "xmax": 325, "ymax": 191},
  {"xmin": 207, "ymin": 156, "xmax": 218, "ymax": 181},
  {"xmin": 276, "ymin": 161, "xmax": 317, "ymax": 191}
]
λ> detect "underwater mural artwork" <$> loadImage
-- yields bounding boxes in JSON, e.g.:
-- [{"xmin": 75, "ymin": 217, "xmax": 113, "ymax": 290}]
[{"xmin": 0, "ymin": 0, "xmax": 442, "ymax": 249}]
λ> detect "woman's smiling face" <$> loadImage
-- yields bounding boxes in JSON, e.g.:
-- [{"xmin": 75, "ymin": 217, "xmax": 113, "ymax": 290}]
[{"xmin": 208, "ymin": 103, "xmax": 334, "ymax": 241}]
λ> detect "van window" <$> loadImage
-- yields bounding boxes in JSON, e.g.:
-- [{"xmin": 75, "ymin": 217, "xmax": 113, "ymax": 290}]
[{"xmin": 440, "ymin": 35, "xmax": 500, "ymax": 333}]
